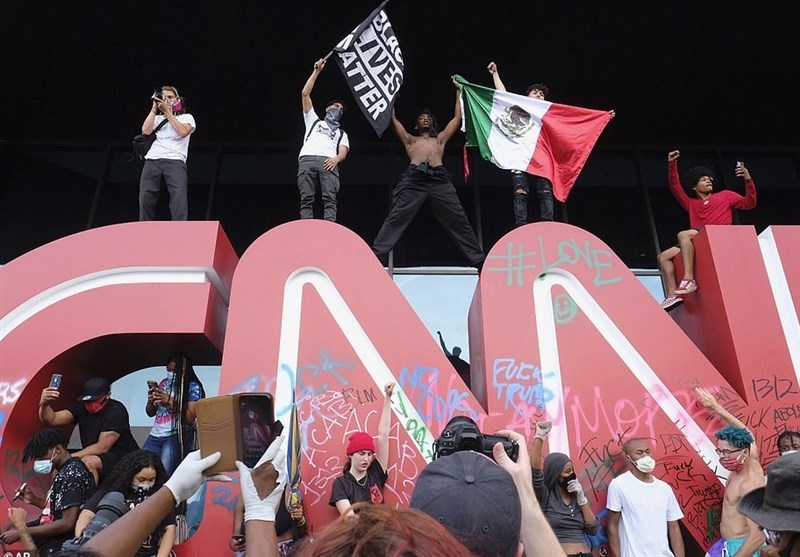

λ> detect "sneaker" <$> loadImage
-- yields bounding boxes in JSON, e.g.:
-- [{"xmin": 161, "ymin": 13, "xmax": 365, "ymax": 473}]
[
  {"xmin": 660, "ymin": 296, "xmax": 684, "ymax": 312},
  {"xmin": 674, "ymin": 279, "xmax": 697, "ymax": 295}
]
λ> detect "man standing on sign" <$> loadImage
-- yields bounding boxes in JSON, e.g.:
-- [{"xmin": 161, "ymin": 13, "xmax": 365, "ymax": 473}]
[
  {"xmin": 297, "ymin": 58, "xmax": 350, "ymax": 222},
  {"xmin": 371, "ymin": 79, "xmax": 485, "ymax": 269}
]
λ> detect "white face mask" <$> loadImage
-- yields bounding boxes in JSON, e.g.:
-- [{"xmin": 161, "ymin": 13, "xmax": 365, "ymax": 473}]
[
  {"xmin": 132, "ymin": 481, "xmax": 155, "ymax": 493},
  {"xmin": 632, "ymin": 455, "xmax": 656, "ymax": 473}
]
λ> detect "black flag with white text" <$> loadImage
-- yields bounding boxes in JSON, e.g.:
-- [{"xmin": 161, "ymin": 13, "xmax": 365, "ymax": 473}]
[{"xmin": 333, "ymin": 0, "xmax": 403, "ymax": 137}]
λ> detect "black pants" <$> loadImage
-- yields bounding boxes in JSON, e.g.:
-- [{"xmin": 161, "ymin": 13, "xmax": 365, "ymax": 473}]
[
  {"xmin": 372, "ymin": 164, "xmax": 484, "ymax": 265},
  {"xmin": 297, "ymin": 155, "xmax": 341, "ymax": 221},
  {"xmin": 512, "ymin": 170, "xmax": 554, "ymax": 226}
]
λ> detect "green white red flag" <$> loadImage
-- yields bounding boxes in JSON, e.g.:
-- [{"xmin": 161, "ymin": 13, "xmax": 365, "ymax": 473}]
[{"xmin": 455, "ymin": 75, "xmax": 612, "ymax": 202}]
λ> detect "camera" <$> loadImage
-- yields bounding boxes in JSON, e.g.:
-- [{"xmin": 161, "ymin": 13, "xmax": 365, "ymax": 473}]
[
  {"xmin": 432, "ymin": 416, "xmax": 519, "ymax": 462},
  {"xmin": 152, "ymin": 88, "xmax": 164, "ymax": 101},
  {"xmin": 57, "ymin": 491, "xmax": 129, "ymax": 556}
]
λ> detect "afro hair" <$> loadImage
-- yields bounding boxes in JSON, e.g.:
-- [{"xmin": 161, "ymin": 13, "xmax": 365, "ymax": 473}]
[{"xmin": 715, "ymin": 425, "xmax": 753, "ymax": 449}]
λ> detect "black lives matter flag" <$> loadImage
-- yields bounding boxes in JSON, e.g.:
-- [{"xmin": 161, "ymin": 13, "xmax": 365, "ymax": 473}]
[{"xmin": 333, "ymin": 0, "xmax": 403, "ymax": 137}]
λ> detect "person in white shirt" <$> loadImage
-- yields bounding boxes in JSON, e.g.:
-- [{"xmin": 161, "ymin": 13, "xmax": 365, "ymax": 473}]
[
  {"xmin": 138, "ymin": 85, "xmax": 196, "ymax": 221},
  {"xmin": 298, "ymin": 58, "xmax": 350, "ymax": 222},
  {"xmin": 606, "ymin": 437, "xmax": 685, "ymax": 557}
]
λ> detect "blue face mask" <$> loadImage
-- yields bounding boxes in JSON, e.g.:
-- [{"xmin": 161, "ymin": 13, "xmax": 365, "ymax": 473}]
[{"xmin": 34, "ymin": 450, "xmax": 55, "ymax": 474}]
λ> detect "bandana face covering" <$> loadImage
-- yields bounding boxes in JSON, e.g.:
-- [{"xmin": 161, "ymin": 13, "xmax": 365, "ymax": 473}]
[
  {"xmin": 325, "ymin": 107, "xmax": 342, "ymax": 132},
  {"xmin": 85, "ymin": 397, "xmax": 108, "ymax": 414}
]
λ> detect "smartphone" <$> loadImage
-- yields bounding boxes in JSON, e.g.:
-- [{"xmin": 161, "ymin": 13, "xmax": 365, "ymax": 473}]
[
  {"xmin": 49, "ymin": 373, "xmax": 63, "ymax": 390},
  {"xmin": 147, "ymin": 380, "xmax": 160, "ymax": 392},
  {"xmin": 239, "ymin": 395, "xmax": 276, "ymax": 468},
  {"xmin": 231, "ymin": 535, "xmax": 245, "ymax": 543},
  {"xmin": 736, "ymin": 161, "xmax": 744, "ymax": 168},
  {"xmin": 197, "ymin": 393, "xmax": 276, "ymax": 473}
]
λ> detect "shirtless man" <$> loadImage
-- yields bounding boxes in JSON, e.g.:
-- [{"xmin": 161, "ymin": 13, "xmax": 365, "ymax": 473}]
[
  {"xmin": 371, "ymin": 80, "xmax": 485, "ymax": 269},
  {"xmin": 696, "ymin": 387, "xmax": 766, "ymax": 557}
]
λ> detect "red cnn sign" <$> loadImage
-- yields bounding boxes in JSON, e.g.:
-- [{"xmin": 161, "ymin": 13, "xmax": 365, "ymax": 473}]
[{"xmin": 1, "ymin": 220, "xmax": 797, "ymax": 555}]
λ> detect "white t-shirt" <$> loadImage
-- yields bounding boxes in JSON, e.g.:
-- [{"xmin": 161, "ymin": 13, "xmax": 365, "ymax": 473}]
[
  {"xmin": 298, "ymin": 109, "xmax": 350, "ymax": 159},
  {"xmin": 146, "ymin": 113, "xmax": 196, "ymax": 162},
  {"xmin": 606, "ymin": 471, "xmax": 684, "ymax": 557}
]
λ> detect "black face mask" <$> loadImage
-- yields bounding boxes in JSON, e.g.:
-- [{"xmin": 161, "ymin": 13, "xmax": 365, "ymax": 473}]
[{"xmin": 559, "ymin": 472, "xmax": 577, "ymax": 486}]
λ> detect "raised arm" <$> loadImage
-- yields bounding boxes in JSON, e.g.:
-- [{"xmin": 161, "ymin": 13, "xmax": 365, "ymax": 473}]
[
  {"xmin": 390, "ymin": 109, "xmax": 411, "ymax": 145},
  {"xmin": 695, "ymin": 386, "xmax": 759, "ymax": 459},
  {"xmin": 487, "ymin": 61, "xmax": 507, "ymax": 92},
  {"xmin": 733, "ymin": 162, "xmax": 757, "ymax": 210},
  {"xmin": 39, "ymin": 387, "xmax": 74, "ymax": 426},
  {"xmin": 667, "ymin": 150, "xmax": 691, "ymax": 211},
  {"xmin": 495, "ymin": 430, "xmax": 567, "ymax": 557},
  {"xmin": 301, "ymin": 58, "xmax": 325, "ymax": 114},
  {"xmin": 376, "ymin": 383, "xmax": 395, "ymax": 471},
  {"xmin": 437, "ymin": 82, "xmax": 462, "ymax": 145}
]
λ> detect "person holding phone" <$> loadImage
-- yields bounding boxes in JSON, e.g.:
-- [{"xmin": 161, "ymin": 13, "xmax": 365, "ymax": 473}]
[
  {"xmin": 329, "ymin": 383, "xmax": 395, "ymax": 517},
  {"xmin": 144, "ymin": 353, "xmax": 206, "ymax": 476},
  {"xmin": 38, "ymin": 376, "xmax": 139, "ymax": 483},
  {"xmin": 657, "ymin": 150, "xmax": 757, "ymax": 311},
  {"xmin": 138, "ymin": 85, "xmax": 196, "ymax": 221}
]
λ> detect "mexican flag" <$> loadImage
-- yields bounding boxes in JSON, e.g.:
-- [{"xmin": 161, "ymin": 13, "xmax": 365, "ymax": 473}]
[{"xmin": 455, "ymin": 75, "xmax": 612, "ymax": 202}]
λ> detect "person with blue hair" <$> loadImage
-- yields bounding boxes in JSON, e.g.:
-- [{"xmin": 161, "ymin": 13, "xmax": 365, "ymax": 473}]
[{"xmin": 696, "ymin": 387, "xmax": 766, "ymax": 557}]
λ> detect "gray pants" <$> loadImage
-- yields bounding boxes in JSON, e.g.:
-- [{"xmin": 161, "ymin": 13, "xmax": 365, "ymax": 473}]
[
  {"xmin": 139, "ymin": 159, "xmax": 188, "ymax": 221},
  {"xmin": 297, "ymin": 155, "xmax": 341, "ymax": 221}
]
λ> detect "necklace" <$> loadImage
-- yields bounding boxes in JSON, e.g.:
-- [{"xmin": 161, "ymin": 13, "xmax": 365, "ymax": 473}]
[{"xmin": 355, "ymin": 475, "xmax": 367, "ymax": 487}]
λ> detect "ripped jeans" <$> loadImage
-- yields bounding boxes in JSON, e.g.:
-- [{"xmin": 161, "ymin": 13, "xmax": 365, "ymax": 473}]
[{"xmin": 512, "ymin": 171, "xmax": 554, "ymax": 226}]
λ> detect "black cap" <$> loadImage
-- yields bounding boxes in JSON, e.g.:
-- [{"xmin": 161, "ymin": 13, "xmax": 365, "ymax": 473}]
[
  {"xmin": 738, "ymin": 452, "xmax": 800, "ymax": 532},
  {"xmin": 77, "ymin": 377, "xmax": 111, "ymax": 402}
]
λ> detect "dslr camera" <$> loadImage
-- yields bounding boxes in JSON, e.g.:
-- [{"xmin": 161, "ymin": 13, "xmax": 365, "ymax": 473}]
[
  {"xmin": 432, "ymin": 416, "xmax": 519, "ymax": 462},
  {"xmin": 57, "ymin": 491, "xmax": 129, "ymax": 556}
]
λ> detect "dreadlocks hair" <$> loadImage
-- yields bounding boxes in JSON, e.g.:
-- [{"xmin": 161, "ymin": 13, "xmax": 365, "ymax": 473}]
[
  {"xmin": 715, "ymin": 425, "xmax": 754, "ymax": 449},
  {"xmin": 100, "ymin": 450, "xmax": 167, "ymax": 498},
  {"xmin": 23, "ymin": 427, "xmax": 68, "ymax": 462},
  {"xmin": 415, "ymin": 108, "xmax": 439, "ymax": 136},
  {"xmin": 680, "ymin": 166, "xmax": 714, "ymax": 199}
]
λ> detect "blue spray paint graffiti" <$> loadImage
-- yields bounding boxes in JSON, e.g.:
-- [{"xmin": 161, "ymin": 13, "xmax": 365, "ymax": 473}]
[
  {"xmin": 398, "ymin": 365, "xmax": 476, "ymax": 422},
  {"xmin": 492, "ymin": 358, "xmax": 555, "ymax": 411}
]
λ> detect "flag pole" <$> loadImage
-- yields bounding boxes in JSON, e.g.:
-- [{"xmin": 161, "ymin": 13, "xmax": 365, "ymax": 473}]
[{"xmin": 324, "ymin": 0, "xmax": 391, "ymax": 60}]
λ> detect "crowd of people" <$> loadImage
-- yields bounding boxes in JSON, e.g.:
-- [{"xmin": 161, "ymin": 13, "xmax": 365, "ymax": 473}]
[{"xmin": 3, "ymin": 372, "xmax": 798, "ymax": 557}]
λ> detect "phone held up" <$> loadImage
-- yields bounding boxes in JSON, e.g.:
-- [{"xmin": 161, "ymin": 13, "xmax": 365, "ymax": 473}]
[
  {"xmin": 147, "ymin": 380, "xmax": 160, "ymax": 392},
  {"xmin": 49, "ymin": 373, "xmax": 63, "ymax": 390},
  {"xmin": 196, "ymin": 393, "xmax": 281, "ymax": 474},
  {"xmin": 736, "ymin": 161, "xmax": 744, "ymax": 168}
]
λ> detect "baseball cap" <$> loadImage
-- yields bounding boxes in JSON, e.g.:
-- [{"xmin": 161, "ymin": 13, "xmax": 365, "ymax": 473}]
[
  {"xmin": 77, "ymin": 377, "xmax": 111, "ymax": 402},
  {"xmin": 738, "ymin": 451, "xmax": 800, "ymax": 532},
  {"xmin": 409, "ymin": 450, "xmax": 521, "ymax": 557}
]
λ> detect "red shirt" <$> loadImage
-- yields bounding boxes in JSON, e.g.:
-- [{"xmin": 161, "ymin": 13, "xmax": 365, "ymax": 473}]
[{"xmin": 668, "ymin": 160, "xmax": 757, "ymax": 228}]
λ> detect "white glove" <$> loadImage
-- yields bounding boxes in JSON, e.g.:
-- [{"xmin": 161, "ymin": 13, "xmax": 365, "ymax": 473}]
[
  {"xmin": 164, "ymin": 450, "xmax": 231, "ymax": 505},
  {"xmin": 534, "ymin": 421, "xmax": 552, "ymax": 440},
  {"xmin": 235, "ymin": 431, "xmax": 287, "ymax": 523},
  {"xmin": 567, "ymin": 479, "xmax": 588, "ymax": 506}
]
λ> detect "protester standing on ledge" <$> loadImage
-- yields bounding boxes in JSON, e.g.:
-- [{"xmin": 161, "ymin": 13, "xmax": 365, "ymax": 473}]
[
  {"xmin": 298, "ymin": 58, "xmax": 350, "ymax": 222},
  {"xmin": 371, "ymin": 80, "xmax": 485, "ymax": 269},
  {"xmin": 139, "ymin": 85, "xmax": 196, "ymax": 221}
]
